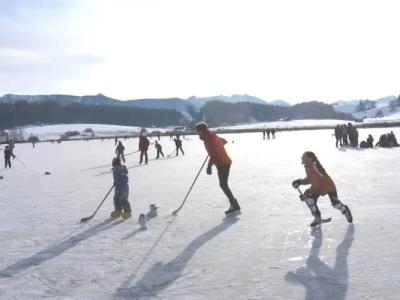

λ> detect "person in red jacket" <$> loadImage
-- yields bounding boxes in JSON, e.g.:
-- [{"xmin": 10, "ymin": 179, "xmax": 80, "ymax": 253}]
[
  {"xmin": 139, "ymin": 134, "xmax": 150, "ymax": 164},
  {"xmin": 292, "ymin": 151, "xmax": 353, "ymax": 227},
  {"xmin": 196, "ymin": 121, "xmax": 240, "ymax": 214}
]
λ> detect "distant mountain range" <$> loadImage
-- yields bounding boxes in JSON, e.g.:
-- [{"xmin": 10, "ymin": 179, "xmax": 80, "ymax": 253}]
[{"xmin": 0, "ymin": 93, "xmax": 292, "ymax": 113}]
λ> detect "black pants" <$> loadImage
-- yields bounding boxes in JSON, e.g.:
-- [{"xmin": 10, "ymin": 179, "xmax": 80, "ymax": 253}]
[
  {"xmin": 176, "ymin": 146, "xmax": 184, "ymax": 156},
  {"xmin": 217, "ymin": 165, "xmax": 239, "ymax": 209},
  {"xmin": 335, "ymin": 137, "xmax": 342, "ymax": 147},
  {"xmin": 140, "ymin": 150, "xmax": 148, "ymax": 164},
  {"xmin": 156, "ymin": 150, "xmax": 164, "ymax": 158},
  {"xmin": 4, "ymin": 158, "xmax": 11, "ymax": 168},
  {"xmin": 117, "ymin": 152, "xmax": 125, "ymax": 162}
]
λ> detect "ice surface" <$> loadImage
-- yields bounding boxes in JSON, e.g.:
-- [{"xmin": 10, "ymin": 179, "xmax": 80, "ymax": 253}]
[{"xmin": 1, "ymin": 127, "xmax": 400, "ymax": 299}]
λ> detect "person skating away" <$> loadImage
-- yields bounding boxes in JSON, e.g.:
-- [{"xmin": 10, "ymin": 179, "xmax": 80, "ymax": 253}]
[
  {"xmin": 4, "ymin": 145, "xmax": 15, "ymax": 168},
  {"xmin": 174, "ymin": 136, "xmax": 185, "ymax": 156},
  {"xmin": 271, "ymin": 128, "xmax": 276, "ymax": 139},
  {"xmin": 196, "ymin": 121, "xmax": 240, "ymax": 214},
  {"xmin": 155, "ymin": 141, "xmax": 164, "ymax": 159},
  {"xmin": 139, "ymin": 134, "xmax": 150, "ymax": 164},
  {"xmin": 111, "ymin": 157, "xmax": 132, "ymax": 219},
  {"xmin": 115, "ymin": 141, "xmax": 126, "ymax": 162},
  {"xmin": 292, "ymin": 151, "xmax": 353, "ymax": 227}
]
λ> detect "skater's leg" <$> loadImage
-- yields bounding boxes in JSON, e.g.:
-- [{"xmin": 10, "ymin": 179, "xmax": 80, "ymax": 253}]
[
  {"xmin": 161, "ymin": 150, "xmax": 164, "ymax": 157},
  {"xmin": 328, "ymin": 191, "xmax": 352, "ymax": 223},
  {"xmin": 111, "ymin": 189, "xmax": 123, "ymax": 218},
  {"xmin": 140, "ymin": 151, "xmax": 144, "ymax": 163},
  {"xmin": 217, "ymin": 165, "xmax": 240, "ymax": 210},
  {"xmin": 180, "ymin": 146, "xmax": 184, "ymax": 155},
  {"xmin": 121, "ymin": 185, "xmax": 131, "ymax": 219},
  {"xmin": 145, "ymin": 151, "xmax": 148, "ymax": 163},
  {"xmin": 304, "ymin": 192, "xmax": 321, "ymax": 227}
]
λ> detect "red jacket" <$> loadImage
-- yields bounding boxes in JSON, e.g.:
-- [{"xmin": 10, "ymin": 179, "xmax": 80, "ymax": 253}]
[
  {"xmin": 139, "ymin": 136, "xmax": 150, "ymax": 151},
  {"xmin": 202, "ymin": 131, "xmax": 231, "ymax": 166},
  {"xmin": 304, "ymin": 163, "xmax": 336, "ymax": 195}
]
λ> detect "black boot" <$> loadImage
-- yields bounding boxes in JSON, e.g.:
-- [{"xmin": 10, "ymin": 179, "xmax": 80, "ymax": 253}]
[{"xmin": 225, "ymin": 199, "xmax": 240, "ymax": 214}]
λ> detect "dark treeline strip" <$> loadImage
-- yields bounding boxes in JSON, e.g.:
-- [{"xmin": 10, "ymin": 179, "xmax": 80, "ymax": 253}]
[
  {"xmin": 189, "ymin": 101, "xmax": 354, "ymax": 127},
  {"xmin": 0, "ymin": 101, "xmax": 184, "ymax": 128}
]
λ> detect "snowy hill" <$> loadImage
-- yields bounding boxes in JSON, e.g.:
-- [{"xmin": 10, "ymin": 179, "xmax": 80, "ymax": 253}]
[
  {"xmin": 1, "ymin": 128, "xmax": 400, "ymax": 299},
  {"xmin": 332, "ymin": 96, "xmax": 397, "ymax": 115}
]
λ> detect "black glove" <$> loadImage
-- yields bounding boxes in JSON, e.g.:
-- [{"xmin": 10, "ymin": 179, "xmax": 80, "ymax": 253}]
[
  {"xmin": 206, "ymin": 165, "xmax": 212, "ymax": 175},
  {"xmin": 292, "ymin": 179, "xmax": 303, "ymax": 188}
]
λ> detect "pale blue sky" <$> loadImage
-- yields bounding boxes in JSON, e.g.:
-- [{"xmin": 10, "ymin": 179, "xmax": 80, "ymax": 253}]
[{"xmin": 0, "ymin": 0, "xmax": 399, "ymax": 103}]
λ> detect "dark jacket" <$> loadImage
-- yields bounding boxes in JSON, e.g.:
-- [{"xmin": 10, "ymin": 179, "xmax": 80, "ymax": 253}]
[
  {"xmin": 113, "ymin": 165, "xmax": 129, "ymax": 188},
  {"xmin": 115, "ymin": 144, "xmax": 125, "ymax": 154},
  {"xmin": 4, "ymin": 149, "xmax": 14, "ymax": 159},
  {"xmin": 174, "ymin": 139, "xmax": 182, "ymax": 147},
  {"xmin": 139, "ymin": 136, "xmax": 150, "ymax": 151}
]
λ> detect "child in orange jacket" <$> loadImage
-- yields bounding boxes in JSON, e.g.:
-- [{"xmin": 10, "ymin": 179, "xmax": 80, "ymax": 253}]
[{"xmin": 292, "ymin": 151, "xmax": 352, "ymax": 227}]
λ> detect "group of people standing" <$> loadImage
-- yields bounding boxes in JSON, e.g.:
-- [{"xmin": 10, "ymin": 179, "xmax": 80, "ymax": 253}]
[
  {"xmin": 334, "ymin": 124, "xmax": 399, "ymax": 149},
  {"xmin": 334, "ymin": 123, "xmax": 359, "ymax": 148},
  {"xmin": 263, "ymin": 128, "xmax": 276, "ymax": 140}
]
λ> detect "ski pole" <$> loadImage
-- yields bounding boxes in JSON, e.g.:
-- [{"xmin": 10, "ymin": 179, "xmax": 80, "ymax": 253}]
[
  {"xmin": 172, "ymin": 155, "xmax": 209, "ymax": 215},
  {"xmin": 80, "ymin": 185, "xmax": 115, "ymax": 223}
]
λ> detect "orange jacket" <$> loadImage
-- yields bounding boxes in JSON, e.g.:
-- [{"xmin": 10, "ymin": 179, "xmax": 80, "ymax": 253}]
[
  {"xmin": 202, "ymin": 131, "xmax": 232, "ymax": 166},
  {"xmin": 304, "ymin": 163, "xmax": 336, "ymax": 195}
]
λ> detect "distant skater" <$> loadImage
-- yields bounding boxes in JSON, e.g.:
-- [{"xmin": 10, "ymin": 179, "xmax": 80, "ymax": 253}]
[
  {"xmin": 115, "ymin": 141, "xmax": 126, "ymax": 162},
  {"xmin": 4, "ymin": 145, "xmax": 15, "ymax": 168},
  {"xmin": 110, "ymin": 157, "xmax": 131, "ymax": 219},
  {"xmin": 139, "ymin": 134, "xmax": 150, "ymax": 164},
  {"xmin": 174, "ymin": 136, "xmax": 184, "ymax": 156},
  {"xmin": 155, "ymin": 141, "xmax": 164, "ymax": 159},
  {"xmin": 196, "ymin": 121, "xmax": 240, "ymax": 214},
  {"xmin": 292, "ymin": 151, "xmax": 353, "ymax": 227}
]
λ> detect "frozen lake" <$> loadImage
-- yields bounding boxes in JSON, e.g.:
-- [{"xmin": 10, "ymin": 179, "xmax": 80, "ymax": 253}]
[{"xmin": 1, "ymin": 126, "xmax": 400, "ymax": 299}]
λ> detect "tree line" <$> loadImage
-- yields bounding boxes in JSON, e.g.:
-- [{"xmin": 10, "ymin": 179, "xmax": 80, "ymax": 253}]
[
  {"xmin": 187, "ymin": 101, "xmax": 354, "ymax": 128},
  {"xmin": 0, "ymin": 101, "xmax": 185, "ymax": 129},
  {"xmin": 0, "ymin": 99, "xmax": 354, "ymax": 130}
]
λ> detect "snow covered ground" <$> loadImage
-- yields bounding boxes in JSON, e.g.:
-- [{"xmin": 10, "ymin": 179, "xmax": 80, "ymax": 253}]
[{"xmin": 1, "ymin": 127, "xmax": 400, "ymax": 299}]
